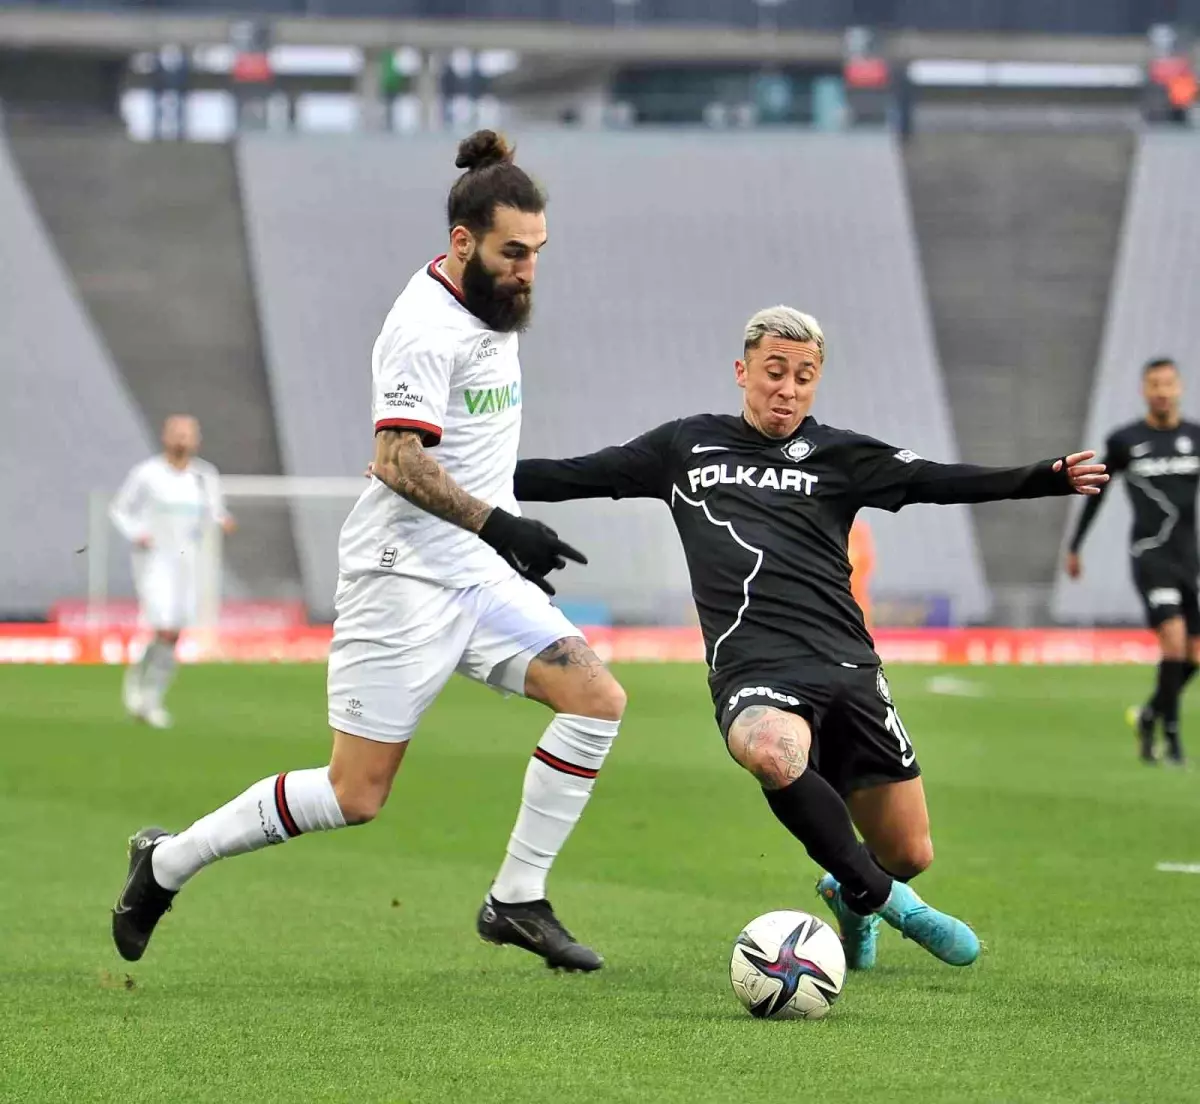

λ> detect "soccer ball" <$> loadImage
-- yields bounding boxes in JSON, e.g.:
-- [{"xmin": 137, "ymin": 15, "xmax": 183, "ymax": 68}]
[{"xmin": 729, "ymin": 910, "xmax": 845, "ymax": 1020}]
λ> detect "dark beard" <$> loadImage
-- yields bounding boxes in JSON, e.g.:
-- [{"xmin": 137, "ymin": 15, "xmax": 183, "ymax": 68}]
[{"xmin": 460, "ymin": 252, "xmax": 532, "ymax": 333}]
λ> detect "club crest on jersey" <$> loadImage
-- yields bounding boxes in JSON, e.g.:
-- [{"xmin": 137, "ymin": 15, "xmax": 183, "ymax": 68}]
[
  {"xmin": 1178, "ymin": 436, "xmax": 1193, "ymax": 455},
  {"xmin": 782, "ymin": 438, "xmax": 815, "ymax": 463},
  {"xmin": 876, "ymin": 668, "xmax": 892, "ymax": 704}
]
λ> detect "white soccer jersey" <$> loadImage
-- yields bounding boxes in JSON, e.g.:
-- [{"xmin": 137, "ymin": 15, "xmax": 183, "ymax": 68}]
[
  {"xmin": 109, "ymin": 454, "xmax": 227, "ymax": 557},
  {"xmin": 337, "ymin": 257, "xmax": 523, "ymax": 588}
]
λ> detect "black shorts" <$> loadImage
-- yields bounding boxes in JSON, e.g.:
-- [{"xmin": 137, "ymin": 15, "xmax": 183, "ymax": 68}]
[
  {"xmin": 1132, "ymin": 560, "xmax": 1200, "ymax": 633},
  {"xmin": 712, "ymin": 663, "xmax": 920, "ymax": 798}
]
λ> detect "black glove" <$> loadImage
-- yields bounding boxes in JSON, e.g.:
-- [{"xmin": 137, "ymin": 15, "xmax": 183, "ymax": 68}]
[{"xmin": 478, "ymin": 508, "xmax": 587, "ymax": 595}]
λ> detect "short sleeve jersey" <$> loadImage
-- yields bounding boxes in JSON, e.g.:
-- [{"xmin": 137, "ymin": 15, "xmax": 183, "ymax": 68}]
[
  {"xmin": 109, "ymin": 455, "xmax": 226, "ymax": 559},
  {"xmin": 337, "ymin": 258, "xmax": 523, "ymax": 587}
]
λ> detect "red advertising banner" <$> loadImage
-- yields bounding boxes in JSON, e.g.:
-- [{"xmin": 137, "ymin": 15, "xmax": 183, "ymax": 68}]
[{"xmin": 0, "ymin": 625, "xmax": 1161, "ymax": 666}]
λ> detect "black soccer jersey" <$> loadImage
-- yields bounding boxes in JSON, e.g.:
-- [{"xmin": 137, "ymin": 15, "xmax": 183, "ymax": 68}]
[
  {"xmin": 1069, "ymin": 419, "xmax": 1200, "ymax": 578},
  {"xmin": 515, "ymin": 414, "xmax": 1073, "ymax": 679}
]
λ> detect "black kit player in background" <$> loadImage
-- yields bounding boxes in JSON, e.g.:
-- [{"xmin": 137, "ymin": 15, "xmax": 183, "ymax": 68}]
[
  {"xmin": 1067, "ymin": 357, "xmax": 1200, "ymax": 766},
  {"xmin": 515, "ymin": 306, "xmax": 1107, "ymax": 971}
]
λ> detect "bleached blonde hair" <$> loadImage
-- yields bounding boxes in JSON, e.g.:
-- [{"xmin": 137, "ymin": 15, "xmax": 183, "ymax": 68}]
[{"xmin": 743, "ymin": 306, "xmax": 825, "ymax": 360}]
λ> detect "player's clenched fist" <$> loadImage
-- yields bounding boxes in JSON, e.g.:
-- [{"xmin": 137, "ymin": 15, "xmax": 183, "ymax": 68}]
[{"xmin": 479, "ymin": 508, "xmax": 587, "ymax": 594}]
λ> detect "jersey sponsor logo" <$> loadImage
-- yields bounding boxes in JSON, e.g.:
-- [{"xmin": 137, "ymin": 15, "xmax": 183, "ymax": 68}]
[
  {"xmin": 893, "ymin": 449, "xmax": 922, "ymax": 464},
  {"xmin": 464, "ymin": 382, "xmax": 521, "ymax": 415},
  {"xmin": 781, "ymin": 437, "xmax": 814, "ymax": 462},
  {"xmin": 383, "ymin": 381, "xmax": 424, "ymax": 410},
  {"xmin": 1178, "ymin": 436, "xmax": 1194, "ymax": 455},
  {"xmin": 1129, "ymin": 455, "xmax": 1200, "ymax": 478},
  {"xmin": 475, "ymin": 336, "xmax": 499, "ymax": 361},
  {"xmin": 1130, "ymin": 442, "xmax": 1152, "ymax": 457},
  {"xmin": 1147, "ymin": 587, "xmax": 1182, "ymax": 608},
  {"xmin": 726, "ymin": 685, "xmax": 801, "ymax": 711},
  {"xmin": 687, "ymin": 463, "xmax": 818, "ymax": 495},
  {"xmin": 691, "ymin": 444, "xmax": 729, "ymax": 454},
  {"xmin": 876, "ymin": 668, "xmax": 892, "ymax": 704}
]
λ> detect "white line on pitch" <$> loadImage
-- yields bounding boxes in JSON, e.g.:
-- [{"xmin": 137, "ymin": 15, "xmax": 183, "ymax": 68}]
[{"xmin": 1155, "ymin": 863, "xmax": 1200, "ymax": 874}]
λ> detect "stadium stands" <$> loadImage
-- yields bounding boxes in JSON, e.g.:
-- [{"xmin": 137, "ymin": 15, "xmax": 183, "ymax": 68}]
[
  {"xmin": 1052, "ymin": 132, "xmax": 1200, "ymax": 625},
  {"xmin": 239, "ymin": 131, "xmax": 989, "ymax": 622},
  {"xmin": 8, "ymin": 124, "xmax": 301, "ymax": 604},
  {"xmin": 0, "ymin": 130, "xmax": 150, "ymax": 617},
  {"xmin": 905, "ymin": 132, "xmax": 1133, "ymax": 624}
]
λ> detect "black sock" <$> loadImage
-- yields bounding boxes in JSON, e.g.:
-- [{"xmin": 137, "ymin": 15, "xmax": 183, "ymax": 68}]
[
  {"xmin": 763, "ymin": 772, "xmax": 892, "ymax": 914},
  {"xmin": 1150, "ymin": 660, "xmax": 1188, "ymax": 718}
]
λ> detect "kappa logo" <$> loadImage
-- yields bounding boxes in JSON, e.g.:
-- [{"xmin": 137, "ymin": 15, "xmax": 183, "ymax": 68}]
[
  {"xmin": 876, "ymin": 668, "xmax": 893, "ymax": 705},
  {"xmin": 782, "ymin": 437, "xmax": 815, "ymax": 463},
  {"xmin": 727, "ymin": 685, "xmax": 801, "ymax": 711},
  {"xmin": 1178, "ymin": 436, "xmax": 1194, "ymax": 455},
  {"xmin": 893, "ymin": 449, "xmax": 922, "ymax": 464}
]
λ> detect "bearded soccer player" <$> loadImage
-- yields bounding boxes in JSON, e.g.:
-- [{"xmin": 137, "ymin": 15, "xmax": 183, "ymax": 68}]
[
  {"xmin": 109, "ymin": 415, "xmax": 235, "ymax": 729},
  {"xmin": 112, "ymin": 131, "xmax": 625, "ymax": 972},
  {"xmin": 1066, "ymin": 357, "xmax": 1200, "ymax": 765},
  {"xmin": 514, "ymin": 306, "xmax": 1105, "ymax": 971}
]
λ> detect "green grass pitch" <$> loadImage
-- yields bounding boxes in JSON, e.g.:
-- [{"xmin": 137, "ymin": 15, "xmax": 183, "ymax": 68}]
[{"xmin": 3, "ymin": 662, "xmax": 1199, "ymax": 1103}]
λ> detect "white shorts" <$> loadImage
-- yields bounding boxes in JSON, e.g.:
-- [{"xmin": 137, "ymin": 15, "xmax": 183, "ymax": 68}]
[
  {"xmin": 133, "ymin": 553, "xmax": 198, "ymax": 632},
  {"xmin": 327, "ymin": 571, "xmax": 581, "ymax": 743}
]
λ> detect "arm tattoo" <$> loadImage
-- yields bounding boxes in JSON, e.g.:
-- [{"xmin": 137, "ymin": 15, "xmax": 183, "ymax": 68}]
[
  {"xmin": 372, "ymin": 429, "xmax": 492, "ymax": 533},
  {"xmin": 534, "ymin": 638, "xmax": 603, "ymax": 683}
]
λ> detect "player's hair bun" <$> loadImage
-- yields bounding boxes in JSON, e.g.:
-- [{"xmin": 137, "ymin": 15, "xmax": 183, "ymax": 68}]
[{"xmin": 455, "ymin": 130, "xmax": 514, "ymax": 172}]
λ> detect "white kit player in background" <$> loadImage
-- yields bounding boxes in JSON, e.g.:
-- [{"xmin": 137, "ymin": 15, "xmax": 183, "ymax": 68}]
[
  {"xmin": 113, "ymin": 130, "xmax": 628, "ymax": 974},
  {"xmin": 109, "ymin": 415, "xmax": 235, "ymax": 729}
]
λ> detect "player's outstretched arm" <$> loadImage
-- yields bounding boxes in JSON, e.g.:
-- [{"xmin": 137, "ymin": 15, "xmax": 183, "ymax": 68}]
[
  {"xmin": 514, "ymin": 421, "xmax": 680, "ymax": 503},
  {"xmin": 372, "ymin": 428, "xmax": 585, "ymax": 594},
  {"xmin": 893, "ymin": 451, "xmax": 1108, "ymax": 507}
]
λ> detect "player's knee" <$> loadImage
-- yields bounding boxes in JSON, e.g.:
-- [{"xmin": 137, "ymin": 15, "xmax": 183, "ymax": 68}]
[
  {"xmin": 558, "ymin": 672, "xmax": 626, "ymax": 722},
  {"xmin": 728, "ymin": 711, "xmax": 811, "ymax": 789},
  {"xmin": 330, "ymin": 778, "xmax": 390, "ymax": 826},
  {"xmin": 586, "ymin": 675, "xmax": 627, "ymax": 722},
  {"xmin": 887, "ymin": 837, "xmax": 934, "ymax": 879}
]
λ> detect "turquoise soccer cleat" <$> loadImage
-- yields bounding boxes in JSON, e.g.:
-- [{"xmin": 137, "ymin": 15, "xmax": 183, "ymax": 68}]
[
  {"xmin": 815, "ymin": 873, "xmax": 882, "ymax": 970},
  {"xmin": 878, "ymin": 881, "xmax": 980, "ymax": 966}
]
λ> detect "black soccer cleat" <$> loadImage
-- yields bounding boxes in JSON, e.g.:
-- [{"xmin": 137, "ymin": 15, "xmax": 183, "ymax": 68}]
[
  {"xmin": 1163, "ymin": 724, "xmax": 1187, "ymax": 767},
  {"xmin": 477, "ymin": 896, "xmax": 603, "ymax": 972},
  {"xmin": 112, "ymin": 826, "xmax": 176, "ymax": 962}
]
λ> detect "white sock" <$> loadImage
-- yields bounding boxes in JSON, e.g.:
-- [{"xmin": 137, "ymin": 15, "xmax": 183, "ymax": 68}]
[
  {"xmin": 141, "ymin": 640, "xmax": 178, "ymax": 710},
  {"xmin": 490, "ymin": 714, "xmax": 619, "ymax": 904},
  {"xmin": 151, "ymin": 767, "xmax": 346, "ymax": 891}
]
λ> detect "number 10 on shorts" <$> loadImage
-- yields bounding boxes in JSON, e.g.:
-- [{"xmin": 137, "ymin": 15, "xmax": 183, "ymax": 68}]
[{"xmin": 885, "ymin": 706, "xmax": 916, "ymax": 767}]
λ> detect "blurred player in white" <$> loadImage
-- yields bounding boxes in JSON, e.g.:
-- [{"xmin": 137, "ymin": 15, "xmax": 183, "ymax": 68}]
[
  {"xmin": 113, "ymin": 131, "xmax": 627, "ymax": 972},
  {"xmin": 109, "ymin": 415, "xmax": 235, "ymax": 728}
]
